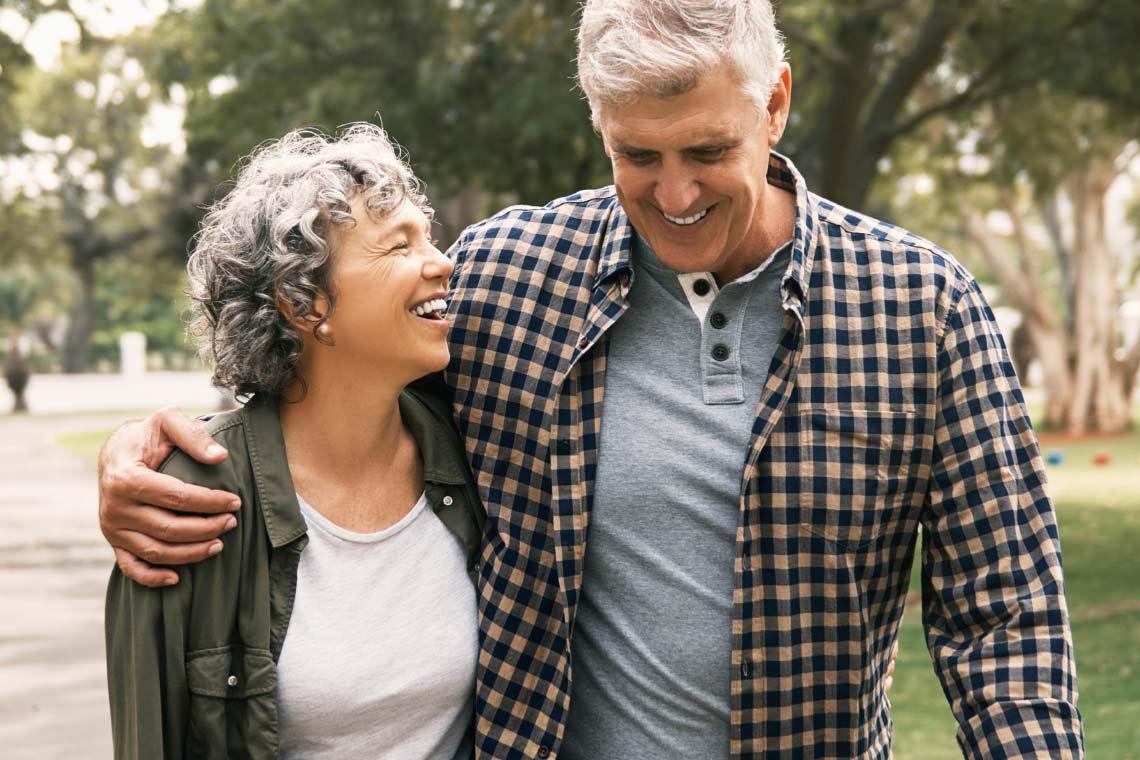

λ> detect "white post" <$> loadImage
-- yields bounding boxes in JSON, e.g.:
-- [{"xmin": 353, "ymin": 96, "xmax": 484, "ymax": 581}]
[{"xmin": 119, "ymin": 331, "xmax": 147, "ymax": 380}]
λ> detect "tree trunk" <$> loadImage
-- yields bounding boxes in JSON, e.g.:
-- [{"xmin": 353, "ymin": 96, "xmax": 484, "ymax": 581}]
[
  {"xmin": 62, "ymin": 255, "xmax": 96, "ymax": 373},
  {"xmin": 4, "ymin": 329, "xmax": 30, "ymax": 414},
  {"xmin": 965, "ymin": 210, "xmax": 1072, "ymax": 429},
  {"xmin": 1066, "ymin": 156, "xmax": 1130, "ymax": 433}
]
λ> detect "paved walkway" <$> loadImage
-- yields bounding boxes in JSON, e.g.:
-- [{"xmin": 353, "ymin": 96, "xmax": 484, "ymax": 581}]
[
  {"xmin": 0, "ymin": 374, "xmax": 225, "ymax": 759},
  {"xmin": 0, "ymin": 412, "xmax": 127, "ymax": 759}
]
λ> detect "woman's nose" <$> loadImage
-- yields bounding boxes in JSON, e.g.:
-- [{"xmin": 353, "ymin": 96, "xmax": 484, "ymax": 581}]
[{"xmin": 423, "ymin": 244, "xmax": 455, "ymax": 281}]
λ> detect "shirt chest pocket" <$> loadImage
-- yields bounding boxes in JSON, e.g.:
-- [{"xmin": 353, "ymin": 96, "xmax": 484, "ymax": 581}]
[
  {"xmin": 795, "ymin": 406, "xmax": 921, "ymax": 552},
  {"xmin": 185, "ymin": 645, "xmax": 278, "ymax": 759}
]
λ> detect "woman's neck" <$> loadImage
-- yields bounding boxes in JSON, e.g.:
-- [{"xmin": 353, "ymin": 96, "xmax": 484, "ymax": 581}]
[{"xmin": 278, "ymin": 358, "xmax": 409, "ymax": 484}]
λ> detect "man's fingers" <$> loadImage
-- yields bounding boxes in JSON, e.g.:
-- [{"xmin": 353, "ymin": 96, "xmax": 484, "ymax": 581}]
[
  {"xmin": 153, "ymin": 406, "xmax": 229, "ymax": 465},
  {"xmin": 113, "ymin": 547, "xmax": 180, "ymax": 588},
  {"xmin": 111, "ymin": 504, "xmax": 237, "ymax": 544},
  {"xmin": 115, "ymin": 529, "xmax": 226, "ymax": 568},
  {"xmin": 121, "ymin": 466, "xmax": 240, "ymax": 515}
]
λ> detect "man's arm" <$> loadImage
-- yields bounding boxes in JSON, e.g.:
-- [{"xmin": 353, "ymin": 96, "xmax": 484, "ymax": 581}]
[
  {"xmin": 922, "ymin": 279, "xmax": 1082, "ymax": 758},
  {"xmin": 98, "ymin": 407, "xmax": 240, "ymax": 587}
]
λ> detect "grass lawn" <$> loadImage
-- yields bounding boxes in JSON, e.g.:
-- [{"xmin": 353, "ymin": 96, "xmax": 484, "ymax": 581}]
[
  {"xmin": 890, "ymin": 430, "xmax": 1140, "ymax": 758},
  {"xmin": 55, "ymin": 429, "xmax": 116, "ymax": 464},
  {"xmin": 54, "ymin": 409, "xmax": 216, "ymax": 465}
]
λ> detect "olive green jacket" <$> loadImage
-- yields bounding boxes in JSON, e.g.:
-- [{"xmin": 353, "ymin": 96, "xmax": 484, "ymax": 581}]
[{"xmin": 105, "ymin": 388, "xmax": 486, "ymax": 759}]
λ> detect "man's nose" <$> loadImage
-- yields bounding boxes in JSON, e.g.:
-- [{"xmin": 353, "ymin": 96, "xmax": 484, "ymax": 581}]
[{"xmin": 653, "ymin": 163, "xmax": 702, "ymax": 216}]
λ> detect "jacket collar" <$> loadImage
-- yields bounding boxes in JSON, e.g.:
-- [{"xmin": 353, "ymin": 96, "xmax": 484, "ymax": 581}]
[{"xmin": 239, "ymin": 390, "xmax": 468, "ymax": 548}]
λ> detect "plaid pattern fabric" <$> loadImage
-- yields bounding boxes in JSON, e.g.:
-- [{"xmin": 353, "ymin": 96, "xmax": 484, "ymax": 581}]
[{"xmin": 444, "ymin": 153, "xmax": 1082, "ymax": 759}]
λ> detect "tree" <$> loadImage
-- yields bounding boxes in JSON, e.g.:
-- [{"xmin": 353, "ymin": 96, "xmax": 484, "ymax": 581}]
[
  {"xmin": 12, "ymin": 38, "xmax": 169, "ymax": 371},
  {"xmin": 0, "ymin": 263, "xmax": 47, "ymax": 412},
  {"xmin": 780, "ymin": 0, "xmax": 1140, "ymax": 211},
  {"xmin": 142, "ymin": 0, "xmax": 608, "ymax": 240}
]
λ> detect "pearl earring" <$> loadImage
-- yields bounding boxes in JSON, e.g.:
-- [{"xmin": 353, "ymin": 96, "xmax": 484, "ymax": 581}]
[{"xmin": 316, "ymin": 323, "xmax": 331, "ymax": 338}]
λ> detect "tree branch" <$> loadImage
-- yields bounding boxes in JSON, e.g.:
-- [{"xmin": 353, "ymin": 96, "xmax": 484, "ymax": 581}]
[
  {"xmin": 883, "ymin": 0, "xmax": 1113, "ymax": 140},
  {"xmin": 780, "ymin": 22, "xmax": 850, "ymax": 70},
  {"xmin": 865, "ymin": 2, "xmax": 974, "ymax": 145}
]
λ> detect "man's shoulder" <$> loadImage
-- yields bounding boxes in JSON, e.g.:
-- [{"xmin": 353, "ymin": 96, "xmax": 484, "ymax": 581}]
[
  {"xmin": 810, "ymin": 193, "xmax": 971, "ymax": 285},
  {"xmin": 453, "ymin": 186, "xmax": 620, "ymax": 252}
]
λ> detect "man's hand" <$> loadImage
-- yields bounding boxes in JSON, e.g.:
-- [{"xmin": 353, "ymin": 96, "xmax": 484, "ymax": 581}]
[
  {"xmin": 885, "ymin": 640, "xmax": 898, "ymax": 706},
  {"xmin": 98, "ymin": 406, "xmax": 241, "ymax": 587}
]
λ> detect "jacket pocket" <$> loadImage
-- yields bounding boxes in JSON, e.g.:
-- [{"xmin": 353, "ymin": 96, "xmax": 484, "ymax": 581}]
[
  {"xmin": 185, "ymin": 645, "xmax": 277, "ymax": 759},
  {"xmin": 797, "ymin": 406, "xmax": 920, "ymax": 553}
]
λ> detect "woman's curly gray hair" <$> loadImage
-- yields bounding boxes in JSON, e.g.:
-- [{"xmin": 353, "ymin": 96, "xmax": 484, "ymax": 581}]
[{"xmin": 187, "ymin": 122, "xmax": 431, "ymax": 399}]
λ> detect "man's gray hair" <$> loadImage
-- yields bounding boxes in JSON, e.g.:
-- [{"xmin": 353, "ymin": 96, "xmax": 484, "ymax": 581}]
[
  {"xmin": 576, "ymin": 0, "xmax": 786, "ymax": 127},
  {"xmin": 186, "ymin": 123, "xmax": 430, "ymax": 399}
]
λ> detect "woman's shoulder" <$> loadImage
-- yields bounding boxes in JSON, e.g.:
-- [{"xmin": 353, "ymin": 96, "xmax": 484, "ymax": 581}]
[{"xmin": 157, "ymin": 407, "xmax": 253, "ymax": 493}]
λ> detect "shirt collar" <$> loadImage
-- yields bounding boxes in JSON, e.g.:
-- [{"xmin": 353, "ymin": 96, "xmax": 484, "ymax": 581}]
[{"xmin": 593, "ymin": 151, "xmax": 817, "ymax": 306}]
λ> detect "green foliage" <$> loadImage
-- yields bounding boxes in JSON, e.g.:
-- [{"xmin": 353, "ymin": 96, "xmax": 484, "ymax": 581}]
[
  {"xmin": 144, "ymin": 0, "xmax": 608, "ymax": 222},
  {"xmin": 89, "ymin": 255, "xmax": 195, "ymax": 366},
  {"xmin": 0, "ymin": 262, "xmax": 43, "ymax": 325}
]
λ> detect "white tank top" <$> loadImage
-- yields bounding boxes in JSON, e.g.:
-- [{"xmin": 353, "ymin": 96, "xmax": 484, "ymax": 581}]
[{"xmin": 276, "ymin": 492, "xmax": 478, "ymax": 759}]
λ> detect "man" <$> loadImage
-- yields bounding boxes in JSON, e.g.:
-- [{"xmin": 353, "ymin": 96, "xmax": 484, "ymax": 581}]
[{"xmin": 98, "ymin": 0, "xmax": 1082, "ymax": 757}]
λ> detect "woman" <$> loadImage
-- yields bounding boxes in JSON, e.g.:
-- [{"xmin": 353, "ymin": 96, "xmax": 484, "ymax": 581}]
[{"xmin": 105, "ymin": 124, "xmax": 484, "ymax": 759}]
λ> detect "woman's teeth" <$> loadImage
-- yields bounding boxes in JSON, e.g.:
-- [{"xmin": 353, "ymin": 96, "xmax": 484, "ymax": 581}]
[
  {"xmin": 663, "ymin": 208, "xmax": 709, "ymax": 226},
  {"xmin": 411, "ymin": 298, "xmax": 447, "ymax": 318}
]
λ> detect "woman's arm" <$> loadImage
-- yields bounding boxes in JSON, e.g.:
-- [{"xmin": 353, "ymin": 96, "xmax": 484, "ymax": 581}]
[{"xmin": 105, "ymin": 565, "xmax": 192, "ymax": 759}]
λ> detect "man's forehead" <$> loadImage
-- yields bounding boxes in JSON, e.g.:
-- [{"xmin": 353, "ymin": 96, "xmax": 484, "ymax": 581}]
[{"xmin": 603, "ymin": 113, "xmax": 751, "ymax": 151}]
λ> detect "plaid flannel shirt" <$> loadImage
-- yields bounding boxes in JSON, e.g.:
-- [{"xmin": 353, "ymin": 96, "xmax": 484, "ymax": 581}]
[{"xmin": 444, "ymin": 153, "xmax": 1082, "ymax": 759}]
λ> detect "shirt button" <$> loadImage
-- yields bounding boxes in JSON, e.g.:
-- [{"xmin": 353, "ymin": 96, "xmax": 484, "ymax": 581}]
[
  {"xmin": 692, "ymin": 278, "xmax": 711, "ymax": 296},
  {"xmin": 537, "ymin": 747, "xmax": 551, "ymax": 758},
  {"xmin": 442, "ymin": 495, "xmax": 454, "ymax": 506},
  {"xmin": 712, "ymin": 344, "xmax": 730, "ymax": 361},
  {"xmin": 577, "ymin": 335, "xmax": 590, "ymax": 350},
  {"xmin": 740, "ymin": 659, "xmax": 752, "ymax": 678},
  {"xmin": 227, "ymin": 675, "xmax": 238, "ymax": 687},
  {"xmin": 710, "ymin": 311, "xmax": 728, "ymax": 329}
]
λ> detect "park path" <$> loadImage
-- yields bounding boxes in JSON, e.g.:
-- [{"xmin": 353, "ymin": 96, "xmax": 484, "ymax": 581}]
[{"xmin": 0, "ymin": 412, "xmax": 134, "ymax": 760}]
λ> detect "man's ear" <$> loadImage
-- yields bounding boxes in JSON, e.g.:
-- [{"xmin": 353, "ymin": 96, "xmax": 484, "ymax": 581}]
[{"xmin": 766, "ymin": 63, "xmax": 792, "ymax": 147}]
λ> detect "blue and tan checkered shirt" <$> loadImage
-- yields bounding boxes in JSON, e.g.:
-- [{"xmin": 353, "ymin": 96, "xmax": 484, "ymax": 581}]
[{"xmin": 444, "ymin": 153, "xmax": 1082, "ymax": 759}]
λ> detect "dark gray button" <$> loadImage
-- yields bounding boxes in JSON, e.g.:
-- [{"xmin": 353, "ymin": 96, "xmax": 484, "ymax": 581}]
[
  {"xmin": 692, "ymin": 279, "xmax": 711, "ymax": 296},
  {"xmin": 712, "ymin": 344, "xmax": 730, "ymax": 361},
  {"xmin": 577, "ymin": 335, "xmax": 590, "ymax": 350},
  {"xmin": 710, "ymin": 311, "xmax": 728, "ymax": 329}
]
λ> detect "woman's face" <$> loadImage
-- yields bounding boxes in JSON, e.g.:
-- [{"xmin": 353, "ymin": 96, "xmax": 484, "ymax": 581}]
[{"xmin": 319, "ymin": 194, "xmax": 453, "ymax": 384}]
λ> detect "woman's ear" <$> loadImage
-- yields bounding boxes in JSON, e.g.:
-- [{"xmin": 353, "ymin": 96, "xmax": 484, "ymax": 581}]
[{"xmin": 276, "ymin": 291, "xmax": 332, "ymax": 343}]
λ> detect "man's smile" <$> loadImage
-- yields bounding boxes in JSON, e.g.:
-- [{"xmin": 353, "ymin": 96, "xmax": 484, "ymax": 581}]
[{"xmin": 661, "ymin": 207, "xmax": 712, "ymax": 226}]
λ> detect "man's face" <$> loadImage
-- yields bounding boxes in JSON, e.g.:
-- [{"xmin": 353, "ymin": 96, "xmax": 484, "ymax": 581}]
[{"xmin": 599, "ymin": 64, "xmax": 790, "ymax": 284}]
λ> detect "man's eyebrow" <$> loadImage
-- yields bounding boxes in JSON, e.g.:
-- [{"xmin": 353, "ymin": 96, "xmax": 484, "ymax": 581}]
[{"xmin": 612, "ymin": 137, "xmax": 741, "ymax": 153}]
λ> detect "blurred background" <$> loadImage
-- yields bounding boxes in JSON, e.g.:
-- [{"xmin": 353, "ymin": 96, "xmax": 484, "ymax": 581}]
[{"xmin": 0, "ymin": 0, "xmax": 1137, "ymax": 757}]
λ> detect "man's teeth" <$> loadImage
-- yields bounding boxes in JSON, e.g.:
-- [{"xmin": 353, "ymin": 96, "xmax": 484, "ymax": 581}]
[
  {"xmin": 411, "ymin": 298, "xmax": 447, "ymax": 317},
  {"xmin": 663, "ymin": 208, "xmax": 709, "ymax": 226}
]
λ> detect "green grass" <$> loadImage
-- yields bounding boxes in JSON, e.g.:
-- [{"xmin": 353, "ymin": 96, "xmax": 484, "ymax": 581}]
[
  {"xmin": 55, "ymin": 429, "xmax": 114, "ymax": 464},
  {"xmin": 53, "ymin": 409, "xmax": 216, "ymax": 465},
  {"xmin": 891, "ymin": 431, "xmax": 1140, "ymax": 759}
]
